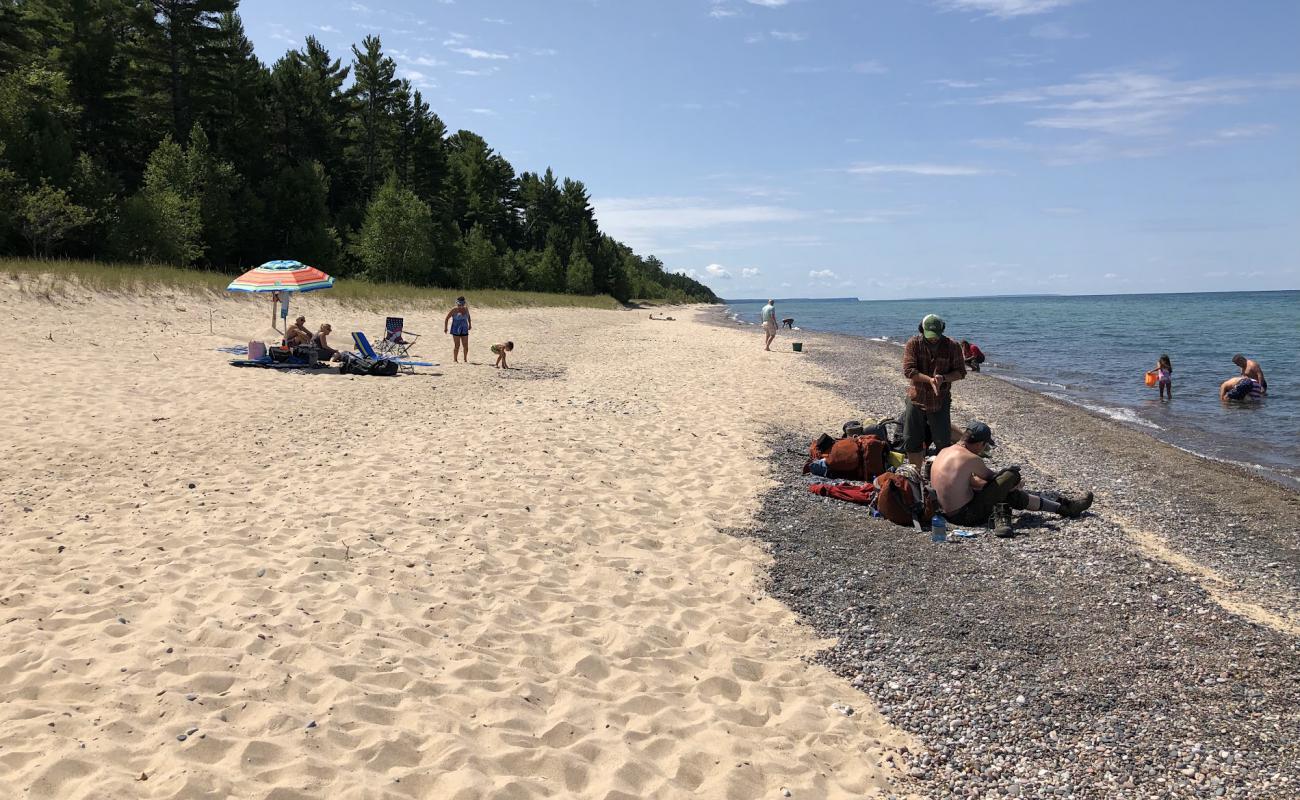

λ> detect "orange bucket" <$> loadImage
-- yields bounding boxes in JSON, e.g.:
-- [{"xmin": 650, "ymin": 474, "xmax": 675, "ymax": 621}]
[{"xmin": 1144, "ymin": 370, "xmax": 1158, "ymax": 387}]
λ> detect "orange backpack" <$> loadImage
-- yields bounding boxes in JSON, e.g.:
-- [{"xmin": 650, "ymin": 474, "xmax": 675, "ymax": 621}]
[
  {"xmin": 823, "ymin": 435, "xmax": 888, "ymax": 481},
  {"xmin": 873, "ymin": 469, "xmax": 935, "ymax": 527}
]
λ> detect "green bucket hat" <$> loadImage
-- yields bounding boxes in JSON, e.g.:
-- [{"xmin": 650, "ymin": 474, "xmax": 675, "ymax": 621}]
[{"xmin": 921, "ymin": 314, "xmax": 946, "ymax": 340}]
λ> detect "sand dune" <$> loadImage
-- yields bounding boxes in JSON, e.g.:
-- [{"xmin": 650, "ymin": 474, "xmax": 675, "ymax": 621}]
[{"xmin": 0, "ymin": 279, "xmax": 908, "ymax": 799}]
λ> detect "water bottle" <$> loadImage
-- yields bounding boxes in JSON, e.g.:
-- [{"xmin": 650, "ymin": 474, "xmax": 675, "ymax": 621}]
[{"xmin": 930, "ymin": 513, "xmax": 947, "ymax": 543}]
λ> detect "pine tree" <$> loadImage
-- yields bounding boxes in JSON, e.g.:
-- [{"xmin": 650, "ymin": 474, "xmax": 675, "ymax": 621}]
[{"xmin": 350, "ymin": 34, "xmax": 399, "ymax": 195}]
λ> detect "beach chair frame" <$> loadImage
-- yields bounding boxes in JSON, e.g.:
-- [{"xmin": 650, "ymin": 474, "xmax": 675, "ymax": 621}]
[{"xmin": 377, "ymin": 317, "xmax": 420, "ymax": 361}]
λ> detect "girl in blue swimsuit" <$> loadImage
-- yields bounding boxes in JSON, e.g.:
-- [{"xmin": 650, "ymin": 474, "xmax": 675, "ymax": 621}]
[{"xmin": 444, "ymin": 296, "xmax": 472, "ymax": 363}]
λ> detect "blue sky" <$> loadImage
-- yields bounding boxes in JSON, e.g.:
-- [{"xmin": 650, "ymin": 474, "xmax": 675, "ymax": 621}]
[{"xmin": 240, "ymin": 0, "xmax": 1299, "ymax": 299}]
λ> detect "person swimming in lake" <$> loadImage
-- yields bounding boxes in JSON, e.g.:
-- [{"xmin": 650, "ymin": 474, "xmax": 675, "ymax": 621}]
[
  {"xmin": 1220, "ymin": 375, "xmax": 1264, "ymax": 403},
  {"xmin": 491, "ymin": 341, "xmax": 514, "ymax": 368},
  {"xmin": 1232, "ymin": 354, "xmax": 1267, "ymax": 395},
  {"xmin": 1154, "ymin": 354, "xmax": 1173, "ymax": 400},
  {"xmin": 444, "ymin": 296, "xmax": 471, "ymax": 363}
]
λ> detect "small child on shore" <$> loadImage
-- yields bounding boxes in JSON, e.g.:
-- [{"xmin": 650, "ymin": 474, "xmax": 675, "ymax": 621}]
[
  {"xmin": 491, "ymin": 341, "xmax": 514, "ymax": 369},
  {"xmin": 1154, "ymin": 354, "xmax": 1172, "ymax": 400}
]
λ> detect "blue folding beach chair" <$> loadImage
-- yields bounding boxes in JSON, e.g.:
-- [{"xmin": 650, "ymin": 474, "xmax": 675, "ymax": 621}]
[{"xmin": 349, "ymin": 331, "xmax": 436, "ymax": 374}]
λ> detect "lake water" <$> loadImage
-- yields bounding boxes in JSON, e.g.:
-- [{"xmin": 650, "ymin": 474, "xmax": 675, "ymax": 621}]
[{"xmin": 727, "ymin": 292, "xmax": 1300, "ymax": 488}]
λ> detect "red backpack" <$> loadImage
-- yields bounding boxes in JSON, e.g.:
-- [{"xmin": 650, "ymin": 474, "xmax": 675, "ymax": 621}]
[
  {"xmin": 824, "ymin": 435, "xmax": 887, "ymax": 481},
  {"xmin": 873, "ymin": 468, "xmax": 935, "ymax": 527}
]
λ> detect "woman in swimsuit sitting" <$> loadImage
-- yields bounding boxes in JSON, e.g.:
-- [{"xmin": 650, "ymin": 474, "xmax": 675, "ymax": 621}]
[
  {"xmin": 444, "ymin": 296, "xmax": 472, "ymax": 363},
  {"xmin": 311, "ymin": 323, "xmax": 339, "ymax": 361}
]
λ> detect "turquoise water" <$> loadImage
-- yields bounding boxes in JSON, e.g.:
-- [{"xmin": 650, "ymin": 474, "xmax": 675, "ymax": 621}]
[{"xmin": 727, "ymin": 292, "xmax": 1300, "ymax": 488}]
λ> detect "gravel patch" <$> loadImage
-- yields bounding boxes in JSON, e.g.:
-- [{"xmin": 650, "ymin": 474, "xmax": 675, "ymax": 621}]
[{"xmin": 724, "ymin": 318, "xmax": 1300, "ymax": 799}]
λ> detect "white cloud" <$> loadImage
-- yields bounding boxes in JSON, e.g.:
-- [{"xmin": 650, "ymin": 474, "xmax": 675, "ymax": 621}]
[
  {"xmin": 809, "ymin": 269, "xmax": 839, "ymax": 282},
  {"xmin": 1103, "ymin": 272, "xmax": 1119, "ymax": 279},
  {"xmin": 1190, "ymin": 123, "xmax": 1278, "ymax": 146},
  {"xmin": 930, "ymin": 78, "xmax": 991, "ymax": 89},
  {"xmin": 976, "ymin": 71, "xmax": 1300, "ymax": 137},
  {"xmin": 468, "ymin": 108, "xmax": 496, "ymax": 115},
  {"xmin": 741, "ymin": 267, "xmax": 761, "ymax": 278},
  {"xmin": 937, "ymin": 0, "xmax": 1077, "ymax": 18},
  {"xmin": 409, "ymin": 55, "xmax": 444, "ymax": 67},
  {"xmin": 452, "ymin": 47, "xmax": 510, "ymax": 60},
  {"xmin": 709, "ymin": 3, "xmax": 739, "ymax": 18},
  {"xmin": 315, "ymin": 24, "xmax": 339, "ymax": 33},
  {"xmin": 400, "ymin": 69, "xmax": 436, "ymax": 89},
  {"xmin": 852, "ymin": 60, "xmax": 888, "ymax": 75},
  {"xmin": 769, "ymin": 30, "xmax": 808, "ymax": 41},
  {"xmin": 595, "ymin": 197, "xmax": 805, "ymax": 232},
  {"xmin": 848, "ymin": 163, "xmax": 991, "ymax": 176},
  {"xmin": 595, "ymin": 197, "xmax": 805, "ymax": 253},
  {"xmin": 456, "ymin": 68, "xmax": 498, "ymax": 76},
  {"xmin": 748, "ymin": 0, "xmax": 791, "ymax": 6},
  {"xmin": 1030, "ymin": 22, "xmax": 1087, "ymax": 39},
  {"xmin": 705, "ymin": 264, "xmax": 733, "ymax": 279},
  {"xmin": 482, "ymin": 17, "xmax": 509, "ymax": 24}
]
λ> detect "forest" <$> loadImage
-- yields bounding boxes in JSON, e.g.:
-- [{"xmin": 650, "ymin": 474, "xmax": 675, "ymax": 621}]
[{"xmin": 0, "ymin": 0, "xmax": 719, "ymax": 303}]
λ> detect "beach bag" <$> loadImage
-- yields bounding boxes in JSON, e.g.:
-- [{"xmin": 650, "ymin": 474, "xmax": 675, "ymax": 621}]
[
  {"xmin": 805, "ymin": 433, "xmax": 837, "ymax": 471},
  {"xmin": 842, "ymin": 420, "xmax": 865, "ymax": 437},
  {"xmin": 861, "ymin": 417, "xmax": 903, "ymax": 451},
  {"xmin": 367, "ymin": 359, "xmax": 399, "ymax": 377},
  {"xmin": 873, "ymin": 468, "xmax": 934, "ymax": 528}
]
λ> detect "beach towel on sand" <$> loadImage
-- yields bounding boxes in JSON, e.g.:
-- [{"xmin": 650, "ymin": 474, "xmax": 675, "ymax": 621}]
[{"xmin": 809, "ymin": 482, "xmax": 878, "ymax": 506}]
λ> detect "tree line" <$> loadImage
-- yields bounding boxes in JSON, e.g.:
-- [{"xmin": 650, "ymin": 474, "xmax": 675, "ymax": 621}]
[{"xmin": 0, "ymin": 0, "xmax": 718, "ymax": 304}]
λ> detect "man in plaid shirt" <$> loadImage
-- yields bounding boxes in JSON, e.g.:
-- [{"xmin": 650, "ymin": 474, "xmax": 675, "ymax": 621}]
[{"xmin": 902, "ymin": 314, "xmax": 966, "ymax": 468}]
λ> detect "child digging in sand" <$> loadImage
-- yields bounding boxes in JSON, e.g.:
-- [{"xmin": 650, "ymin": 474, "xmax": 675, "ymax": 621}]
[{"xmin": 491, "ymin": 341, "xmax": 514, "ymax": 368}]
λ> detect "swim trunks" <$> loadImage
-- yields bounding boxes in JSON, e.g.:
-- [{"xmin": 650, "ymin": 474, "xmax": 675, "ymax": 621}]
[{"xmin": 1226, "ymin": 378, "xmax": 1262, "ymax": 401}]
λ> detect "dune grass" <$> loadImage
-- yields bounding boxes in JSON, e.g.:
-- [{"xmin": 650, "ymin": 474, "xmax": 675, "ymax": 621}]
[{"xmin": 1, "ymin": 258, "xmax": 626, "ymax": 310}]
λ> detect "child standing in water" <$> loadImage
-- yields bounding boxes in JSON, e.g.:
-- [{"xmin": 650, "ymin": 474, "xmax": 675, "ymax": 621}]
[
  {"xmin": 491, "ymin": 341, "xmax": 514, "ymax": 369},
  {"xmin": 1155, "ymin": 354, "xmax": 1173, "ymax": 400}
]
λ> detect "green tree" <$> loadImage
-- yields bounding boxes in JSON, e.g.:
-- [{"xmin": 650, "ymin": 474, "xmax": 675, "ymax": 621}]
[
  {"xmin": 110, "ymin": 134, "xmax": 202, "ymax": 263},
  {"xmin": 19, "ymin": 182, "xmax": 93, "ymax": 257},
  {"xmin": 353, "ymin": 175, "xmax": 434, "ymax": 283},
  {"xmin": 529, "ymin": 244, "xmax": 564, "ymax": 293},
  {"xmin": 565, "ymin": 242, "xmax": 595, "ymax": 295},
  {"xmin": 262, "ymin": 160, "xmax": 339, "ymax": 269},
  {"xmin": 458, "ymin": 224, "xmax": 502, "ymax": 289},
  {"xmin": 349, "ymin": 34, "xmax": 399, "ymax": 194}
]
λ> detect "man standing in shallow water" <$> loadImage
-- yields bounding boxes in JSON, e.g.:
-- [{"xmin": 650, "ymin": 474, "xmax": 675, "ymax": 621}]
[
  {"xmin": 1232, "ymin": 354, "xmax": 1267, "ymax": 394},
  {"xmin": 760, "ymin": 299, "xmax": 777, "ymax": 351},
  {"xmin": 901, "ymin": 314, "xmax": 966, "ymax": 468}
]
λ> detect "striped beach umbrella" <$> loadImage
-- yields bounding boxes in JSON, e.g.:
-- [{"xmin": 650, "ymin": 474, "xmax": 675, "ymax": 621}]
[
  {"xmin": 227, "ymin": 260, "xmax": 335, "ymax": 293},
  {"xmin": 228, "ymin": 260, "xmax": 335, "ymax": 330}
]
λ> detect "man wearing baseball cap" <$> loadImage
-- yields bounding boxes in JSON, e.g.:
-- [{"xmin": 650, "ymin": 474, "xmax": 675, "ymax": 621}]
[
  {"xmin": 901, "ymin": 313, "xmax": 966, "ymax": 468},
  {"xmin": 931, "ymin": 421, "xmax": 1094, "ymax": 537}
]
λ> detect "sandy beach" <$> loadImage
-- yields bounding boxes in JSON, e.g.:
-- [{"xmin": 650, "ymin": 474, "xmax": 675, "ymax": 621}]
[{"xmin": 0, "ymin": 278, "xmax": 909, "ymax": 799}]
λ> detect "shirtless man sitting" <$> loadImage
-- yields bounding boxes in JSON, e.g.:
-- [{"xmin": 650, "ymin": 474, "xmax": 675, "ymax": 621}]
[
  {"xmin": 285, "ymin": 315, "xmax": 312, "ymax": 347},
  {"xmin": 1231, "ymin": 354, "xmax": 1267, "ymax": 394},
  {"xmin": 930, "ymin": 421, "xmax": 1093, "ymax": 538}
]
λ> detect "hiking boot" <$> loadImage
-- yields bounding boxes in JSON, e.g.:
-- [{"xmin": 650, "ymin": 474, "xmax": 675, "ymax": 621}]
[
  {"xmin": 1057, "ymin": 492, "xmax": 1094, "ymax": 518},
  {"xmin": 992, "ymin": 504, "xmax": 1014, "ymax": 538}
]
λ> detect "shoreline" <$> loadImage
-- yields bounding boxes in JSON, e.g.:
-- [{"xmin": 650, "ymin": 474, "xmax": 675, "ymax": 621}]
[
  {"xmin": 713, "ymin": 313, "xmax": 1299, "ymax": 799},
  {"xmin": 717, "ymin": 306, "xmax": 1300, "ymax": 492}
]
